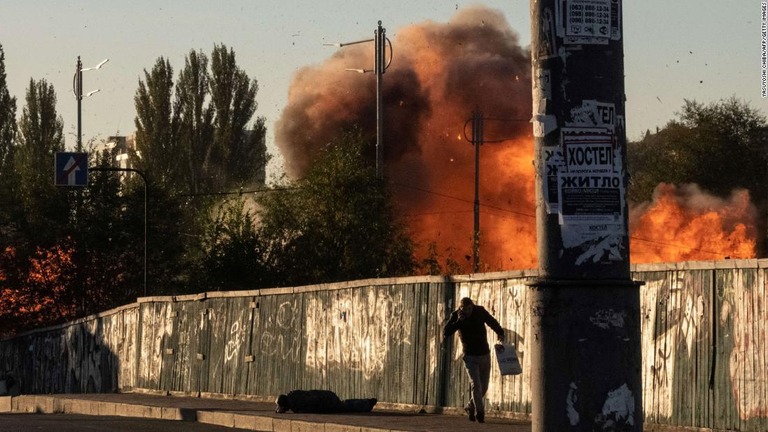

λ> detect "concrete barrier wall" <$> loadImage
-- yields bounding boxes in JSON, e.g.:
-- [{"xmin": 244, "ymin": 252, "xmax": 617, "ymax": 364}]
[{"xmin": 1, "ymin": 261, "xmax": 766, "ymax": 430}]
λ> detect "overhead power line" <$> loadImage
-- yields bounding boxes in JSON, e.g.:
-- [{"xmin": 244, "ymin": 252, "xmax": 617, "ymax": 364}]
[{"xmin": 172, "ymin": 181, "xmax": 741, "ymax": 259}]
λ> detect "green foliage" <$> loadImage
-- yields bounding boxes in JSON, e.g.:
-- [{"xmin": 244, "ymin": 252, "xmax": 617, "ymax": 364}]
[
  {"xmin": 132, "ymin": 44, "xmax": 270, "ymax": 294},
  {"xmin": 135, "ymin": 44, "xmax": 269, "ymax": 196},
  {"xmin": 141, "ymin": 183, "xmax": 197, "ymax": 296},
  {"xmin": 628, "ymin": 98, "xmax": 768, "ymax": 203},
  {"xmin": 256, "ymin": 129, "xmax": 415, "ymax": 286},
  {"xmin": 0, "ymin": 43, "xmax": 19, "ymax": 253},
  {"xmin": 134, "ymin": 57, "xmax": 184, "ymax": 191},
  {"xmin": 73, "ymin": 149, "xmax": 142, "ymax": 306},
  {"xmin": 0, "ymin": 43, "xmax": 17, "ymax": 184},
  {"xmin": 209, "ymin": 44, "xmax": 267, "ymax": 188},
  {"xmin": 247, "ymin": 116, "xmax": 269, "ymax": 186},
  {"xmin": 175, "ymin": 49, "xmax": 214, "ymax": 194},
  {"xmin": 194, "ymin": 197, "xmax": 267, "ymax": 291},
  {"xmin": 13, "ymin": 78, "xmax": 68, "ymax": 246},
  {"xmin": 0, "ymin": 43, "xmax": 417, "ymax": 336}
]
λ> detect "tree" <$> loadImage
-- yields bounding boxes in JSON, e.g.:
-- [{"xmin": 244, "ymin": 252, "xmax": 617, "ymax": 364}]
[
  {"xmin": 256, "ymin": 129, "xmax": 415, "ymax": 286},
  {"xmin": 134, "ymin": 57, "xmax": 184, "ymax": 191},
  {"xmin": 72, "ymin": 148, "xmax": 143, "ymax": 307},
  {"xmin": 627, "ymin": 97, "xmax": 768, "ymax": 253},
  {"xmin": 13, "ymin": 78, "xmax": 68, "ymax": 246},
  {"xmin": 136, "ymin": 45, "xmax": 269, "ymax": 195},
  {"xmin": 0, "ymin": 43, "xmax": 19, "ymax": 251},
  {"xmin": 127, "ymin": 45, "xmax": 270, "ymax": 298},
  {"xmin": 0, "ymin": 239, "xmax": 79, "ymax": 336},
  {"xmin": 174, "ymin": 49, "xmax": 214, "ymax": 194},
  {"xmin": 142, "ymin": 183, "xmax": 199, "ymax": 296},
  {"xmin": 209, "ymin": 44, "xmax": 268, "ymax": 188},
  {"xmin": 628, "ymin": 98, "xmax": 768, "ymax": 203},
  {"xmin": 245, "ymin": 116, "xmax": 269, "ymax": 186},
  {"xmin": 193, "ymin": 196, "xmax": 267, "ymax": 291},
  {"xmin": 0, "ymin": 43, "xmax": 17, "ymax": 185}
]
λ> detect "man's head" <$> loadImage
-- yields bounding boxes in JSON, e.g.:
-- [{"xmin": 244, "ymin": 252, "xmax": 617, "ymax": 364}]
[
  {"xmin": 459, "ymin": 297, "xmax": 474, "ymax": 318},
  {"xmin": 275, "ymin": 394, "xmax": 290, "ymax": 413}
]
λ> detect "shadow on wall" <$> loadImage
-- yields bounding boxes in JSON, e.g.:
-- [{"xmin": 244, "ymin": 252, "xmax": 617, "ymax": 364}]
[{"xmin": 0, "ymin": 317, "xmax": 120, "ymax": 395}]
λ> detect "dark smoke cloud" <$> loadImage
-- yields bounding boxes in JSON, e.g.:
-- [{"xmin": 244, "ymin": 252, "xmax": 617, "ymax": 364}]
[
  {"xmin": 275, "ymin": 43, "xmax": 430, "ymax": 178},
  {"xmin": 276, "ymin": 6, "xmax": 534, "ymax": 272},
  {"xmin": 276, "ymin": 5, "xmax": 531, "ymax": 179}
]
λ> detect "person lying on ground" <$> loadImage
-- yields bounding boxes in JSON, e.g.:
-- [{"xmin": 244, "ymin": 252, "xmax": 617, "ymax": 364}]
[{"xmin": 274, "ymin": 389, "xmax": 377, "ymax": 414}]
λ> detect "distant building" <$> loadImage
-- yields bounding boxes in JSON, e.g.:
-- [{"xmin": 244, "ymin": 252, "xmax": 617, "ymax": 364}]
[{"xmin": 90, "ymin": 133, "xmax": 137, "ymax": 182}]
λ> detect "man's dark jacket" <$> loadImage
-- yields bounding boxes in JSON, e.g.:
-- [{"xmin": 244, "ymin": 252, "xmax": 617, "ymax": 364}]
[{"xmin": 443, "ymin": 305, "xmax": 504, "ymax": 356}]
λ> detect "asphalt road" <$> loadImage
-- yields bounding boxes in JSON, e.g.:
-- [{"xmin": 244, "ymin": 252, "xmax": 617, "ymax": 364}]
[{"xmin": 0, "ymin": 413, "xmax": 251, "ymax": 432}]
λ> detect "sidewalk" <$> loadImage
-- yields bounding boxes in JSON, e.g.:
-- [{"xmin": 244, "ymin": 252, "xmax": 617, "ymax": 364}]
[{"xmin": 1, "ymin": 392, "xmax": 532, "ymax": 432}]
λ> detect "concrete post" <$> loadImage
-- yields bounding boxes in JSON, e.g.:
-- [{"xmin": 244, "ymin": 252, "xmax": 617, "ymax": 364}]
[
  {"xmin": 375, "ymin": 21, "xmax": 385, "ymax": 179},
  {"xmin": 471, "ymin": 109, "xmax": 483, "ymax": 273},
  {"xmin": 529, "ymin": 1, "xmax": 642, "ymax": 430}
]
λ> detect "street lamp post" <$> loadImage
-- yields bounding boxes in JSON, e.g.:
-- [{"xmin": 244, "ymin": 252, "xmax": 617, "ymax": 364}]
[
  {"xmin": 324, "ymin": 21, "xmax": 392, "ymax": 178},
  {"xmin": 73, "ymin": 56, "xmax": 109, "ymax": 150},
  {"xmin": 374, "ymin": 21, "xmax": 387, "ymax": 179}
]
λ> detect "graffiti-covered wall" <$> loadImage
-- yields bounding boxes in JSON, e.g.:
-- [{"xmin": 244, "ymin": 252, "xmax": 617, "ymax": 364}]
[
  {"xmin": 636, "ymin": 261, "xmax": 768, "ymax": 432},
  {"xmin": 0, "ymin": 261, "xmax": 766, "ymax": 431}
]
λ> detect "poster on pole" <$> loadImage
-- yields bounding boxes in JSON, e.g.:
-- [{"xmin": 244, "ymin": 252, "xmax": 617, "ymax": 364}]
[
  {"xmin": 558, "ymin": 173, "xmax": 622, "ymax": 224},
  {"xmin": 558, "ymin": 127, "xmax": 621, "ymax": 220},
  {"xmin": 557, "ymin": 125, "xmax": 625, "ymax": 253},
  {"xmin": 556, "ymin": 0, "xmax": 621, "ymax": 45}
]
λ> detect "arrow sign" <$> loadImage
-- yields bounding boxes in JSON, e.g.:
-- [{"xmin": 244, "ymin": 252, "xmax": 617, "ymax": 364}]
[
  {"xmin": 54, "ymin": 152, "xmax": 88, "ymax": 187},
  {"xmin": 62, "ymin": 156, "xmax": 80, "ymax": 185}
]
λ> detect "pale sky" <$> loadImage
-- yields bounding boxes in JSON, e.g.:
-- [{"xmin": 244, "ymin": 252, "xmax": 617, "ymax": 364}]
[{"xmin": 1, "ymin": 0, "xmax": 764, "ymax": 177}]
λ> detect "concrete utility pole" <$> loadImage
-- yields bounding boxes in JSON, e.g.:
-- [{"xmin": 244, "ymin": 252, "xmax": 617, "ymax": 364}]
[
  {"xmin": 470, "ymin": 108, "xmax": 483, "ymax": 273},
  {"xmin": 529, "ymin": 1, "xmax": 642, "ymax": 430}
]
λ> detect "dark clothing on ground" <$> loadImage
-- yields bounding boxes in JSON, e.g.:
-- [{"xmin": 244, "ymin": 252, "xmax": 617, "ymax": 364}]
[
  {"xmin": 282, "ymin": 390, "xmax": 345, "ymax": 413},
  {"xmin": 276, "ymin": 389, "xmax": 377, "ymax": 414},
  {"xmin": 443, "ymin": 305, "xmax": 504, "ymax": 356}
]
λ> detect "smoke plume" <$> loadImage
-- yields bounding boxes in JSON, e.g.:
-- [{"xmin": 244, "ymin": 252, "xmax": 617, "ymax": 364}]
[
  {"xmin": 276, "ymin": 6, "xmax": 533, "ymax": 272},
  {"xmin": 276, "ymin": 6, "xmax": 757, "ymax": 272}
]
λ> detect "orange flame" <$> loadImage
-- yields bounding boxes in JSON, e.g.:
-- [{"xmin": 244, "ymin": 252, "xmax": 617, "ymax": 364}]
[{"xmin": 629, "ymin": 183, "xmax": 757, "ymax": 263}]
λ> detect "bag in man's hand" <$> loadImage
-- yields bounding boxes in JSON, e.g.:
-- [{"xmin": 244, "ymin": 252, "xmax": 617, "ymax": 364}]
[{"xmin": 494, "ymin": 343, "xmax": 522, "ymax": 376}]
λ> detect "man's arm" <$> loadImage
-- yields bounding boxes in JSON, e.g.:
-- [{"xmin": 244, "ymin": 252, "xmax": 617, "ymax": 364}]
[
  {"xmin": 482, "ymin": 308, "xmax": 505, "ymax": 342},
  {"xmin": 443, "ymin": 310, "xmax": 461, "ymax": 340}
]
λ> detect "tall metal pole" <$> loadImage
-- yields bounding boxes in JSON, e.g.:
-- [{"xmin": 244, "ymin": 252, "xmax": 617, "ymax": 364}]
[
  {"xmin": 374, "ymin": 21, "xmax": 385, "ymax": 178},
  {"xmin": 326, "ymin": 23, "xmax": 389, "ymax": 178},
  {"xmin": 76, "ymin": 56, "xmax": 82, "ymax": 151},
  {"xmin": 529, "ymin": 1, "xmax": 642, "ymax": 430}
]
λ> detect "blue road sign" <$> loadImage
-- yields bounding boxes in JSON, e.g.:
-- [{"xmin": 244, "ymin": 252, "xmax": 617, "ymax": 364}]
[{"xmin": 54, "ymin": 152, "xmax": 88, "ymax": 186}]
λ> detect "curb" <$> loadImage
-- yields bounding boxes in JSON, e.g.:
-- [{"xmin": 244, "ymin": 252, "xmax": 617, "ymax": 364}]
[{"xmin": 1, "ymin": 395, "xmax": 413, "ymax": 432}]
